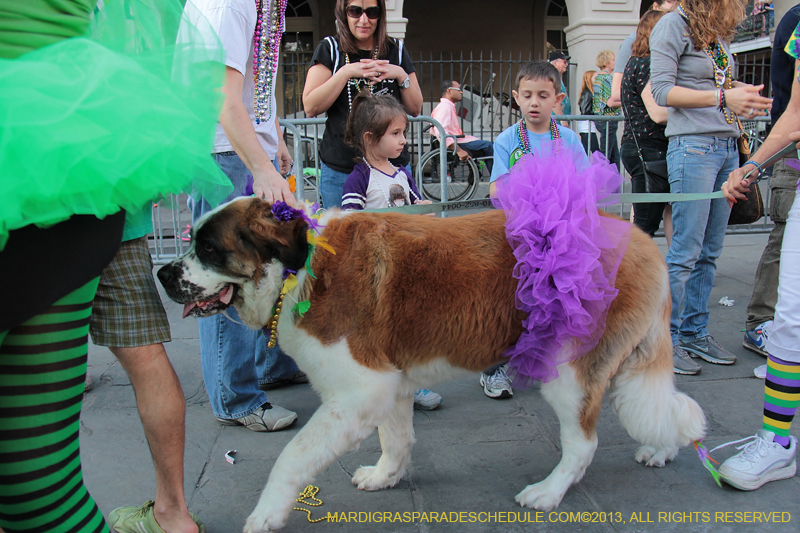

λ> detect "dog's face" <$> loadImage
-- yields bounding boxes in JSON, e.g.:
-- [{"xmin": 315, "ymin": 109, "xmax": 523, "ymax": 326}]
[{"xmin": 157, "ymin": 197, "xmax": 308, "ymax": 321}]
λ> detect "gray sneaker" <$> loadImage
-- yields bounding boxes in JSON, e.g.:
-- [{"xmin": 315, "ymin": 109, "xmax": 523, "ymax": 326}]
[
  {"xmin": 680, "ymin": 335, "xmax": 737, "ymax": 365},
  {"xmin": 215, "ymin": 402, "xmax": 297, "ymax": 432},
  {"xmin": 673, "ymin": 345, "xmax": 701, "ymax": 375}
]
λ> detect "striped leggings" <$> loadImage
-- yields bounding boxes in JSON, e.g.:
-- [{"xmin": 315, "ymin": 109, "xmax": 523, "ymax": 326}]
[{"xmin": 0, "ymin": 280, "xmax": 107, "ymax": 532}]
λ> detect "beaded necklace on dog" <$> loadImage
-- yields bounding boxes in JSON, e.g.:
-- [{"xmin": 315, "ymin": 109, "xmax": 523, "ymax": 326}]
[
  {"xmin": 253, "ymin": 0, "xmax": 287, "ymax": 124},
  {"xmin": 264, "ymin": 202, "xmax": 334, "ymax": 348},
  {"xmin": 677, "ymin": 3, "xmax": 735, "ymax": 125},
  {"xmin": 344, "ymin": 48, "xmax": 379, "ymax": 111}
]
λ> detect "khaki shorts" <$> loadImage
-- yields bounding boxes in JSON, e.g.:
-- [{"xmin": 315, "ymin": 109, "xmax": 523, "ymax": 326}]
[{"xmin": 89, "ymin": 237, "xmax": 170, "ymax": 347}]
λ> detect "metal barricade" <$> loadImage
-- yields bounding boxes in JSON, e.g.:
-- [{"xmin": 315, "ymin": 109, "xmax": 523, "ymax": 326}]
[{"xmin": 149, "ymin": 114, "xmax": 774, "ymax": 264}]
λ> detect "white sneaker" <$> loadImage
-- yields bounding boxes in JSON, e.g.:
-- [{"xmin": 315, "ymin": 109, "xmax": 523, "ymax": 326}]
[
  {"xmin": 413, "ymin": 389, "xmax": 442, "ymax": 410},
  {"xmin": 754, "ymin": 364, "xmax": 767, "ymax": 379},
  {"xmin": 479, "ymin": 365, "xmax": 513, "ymax": 399},
  {"xmin": 716, "ymin": 430, "xmax": 797, "ymax": 491},
  {"xmin": 215, "ymin": 403, "xmax": 297, "ymax": 432}
]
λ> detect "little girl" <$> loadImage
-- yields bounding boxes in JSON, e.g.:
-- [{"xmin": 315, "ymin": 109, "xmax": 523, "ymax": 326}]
[
  {"xmin": 340, "ymin": 93, "xmax": 441, "ymax": 410},
  {"xmin": 342, "ymin": 93, "xmax": 430, "ymax": 211}
]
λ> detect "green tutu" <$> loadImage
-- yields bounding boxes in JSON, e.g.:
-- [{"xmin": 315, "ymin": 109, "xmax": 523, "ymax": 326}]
[{"xmin": 0, "ymin": 0, "xmax": 233, "ymax": 249}]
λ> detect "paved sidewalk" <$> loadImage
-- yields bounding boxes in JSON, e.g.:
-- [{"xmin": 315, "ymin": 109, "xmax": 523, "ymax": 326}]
[{"xmin": 82, "ymin": 232, "xmax": 800, "ymax": 533}]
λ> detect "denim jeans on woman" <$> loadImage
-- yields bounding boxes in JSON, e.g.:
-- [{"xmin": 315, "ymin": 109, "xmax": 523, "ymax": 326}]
[
  {"xmin": 666, "ymin": 135, "xmax": 737, "ymax": 345},
  {"xmin": 620, "ymin": 142, "xmax": 668, "ymax": 236},
  {"xmin": 191, "ymin": 152, "xmax": 299, "ymax": 418}
]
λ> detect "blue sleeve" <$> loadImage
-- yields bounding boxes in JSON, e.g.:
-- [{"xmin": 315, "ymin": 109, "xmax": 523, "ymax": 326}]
[
  {"xmin": 342, "ymin": 163, "xmax": 369, "ymax": 210},
  {"xmin": 490, "ymin": 127, "xmax": 515, "ymax": 182}
]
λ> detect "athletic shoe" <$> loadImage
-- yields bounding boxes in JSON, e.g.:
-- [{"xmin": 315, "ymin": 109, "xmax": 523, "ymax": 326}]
[
  {"xmin": 480, "ymin": 365, "xmax": 513, "ymax": 399},
  {"xmin": 743, "ymin": 320, "xmax": 772, "ymax": 358},
  {"xmin": 754, "ymin": 364, "xmax": 768, "ymax": 379},
  {"xmin": 717, "ymin": 430, "xmax": 797, "ymax": 491},
  {"xmin": 215, "ymin": 402, "xmax": 297, "ymax": 432},
  {"xmin": 413, "ymin": 389, "xmax": 442, "ymax": 410},
  {"xmin": 108, "ymin": 500, "xmax": 206, "ymax": 533},
  {"xmin": 680, "ymin": 335, "xmax": 736, "ymax": 365},
  {"xmin": 672, "ymin": 345, "xmax": 701, "ymax": 375},
  {"xmin": 259, "ymin": 370, "xmax": 309, "ymax": 390}
]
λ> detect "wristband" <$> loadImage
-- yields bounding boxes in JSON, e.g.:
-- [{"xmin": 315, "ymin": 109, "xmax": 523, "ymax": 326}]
[{"xmin": 743, "ymin": 159, "xmax": 762, "ymax": 176}]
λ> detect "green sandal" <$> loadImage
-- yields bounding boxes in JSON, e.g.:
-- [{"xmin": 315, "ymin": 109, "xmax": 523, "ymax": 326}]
[{"xmin": 108, "ymin": 500, "xmax": 206, "ymax": 533}]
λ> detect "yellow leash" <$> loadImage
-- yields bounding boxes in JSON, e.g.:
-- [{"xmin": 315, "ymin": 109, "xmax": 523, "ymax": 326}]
[{"xmin": 293, "ymin": 485, "xmax": 329, "ymax": 523}]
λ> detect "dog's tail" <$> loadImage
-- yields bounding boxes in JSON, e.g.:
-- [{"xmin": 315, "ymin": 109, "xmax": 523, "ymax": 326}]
[{"xmin": 608, "ymin": 279, "xmax": 706, "ymax": 463}]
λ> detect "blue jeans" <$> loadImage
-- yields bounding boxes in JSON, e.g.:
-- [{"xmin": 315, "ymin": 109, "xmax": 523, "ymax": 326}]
[
  {"xmin": 319, "ymin": 162, "xmax": 349, "ymax": 209},
  {"xmin": 460, "ymin": 139, "xmax": 494, "ymax": 174},
  {"xmin": 192, "ymin": 152, "xmax": 299, "ymax": 418},
  {"xmin": 320, "ymin": 162, "xmax": 413, "ymax": 209},
  {"xmin": 666, "ymin": 135, "xmax": 737, "ymax": 344}
]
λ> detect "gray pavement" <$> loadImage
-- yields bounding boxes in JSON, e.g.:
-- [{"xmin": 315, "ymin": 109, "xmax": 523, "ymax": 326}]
[{"xmin": 82, "ymin": 232, "xmax": 800, "ymax": 533}]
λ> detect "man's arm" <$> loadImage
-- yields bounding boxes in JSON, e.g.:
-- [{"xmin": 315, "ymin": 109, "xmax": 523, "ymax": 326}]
[{"xmin": 219, "ymin": 66, "xmax": 295, "ymax": 205}]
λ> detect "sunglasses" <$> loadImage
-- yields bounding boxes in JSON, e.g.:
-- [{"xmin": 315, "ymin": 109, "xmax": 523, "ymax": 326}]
[
  {"xmin": 346, "ymin": 5, "xmax": 381, "ymax": 20},
  {"xmin": 448, "ymin": 87, "xmax": 463, "ymax": 92}
]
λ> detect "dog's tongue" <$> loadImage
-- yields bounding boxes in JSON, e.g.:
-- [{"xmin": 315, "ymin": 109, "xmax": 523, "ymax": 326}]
[
  {"xmin": 219, "ymin": 284, "xmax": 234, "ymax": 305},
  {"xmin": 183, "ymin": 302, "xmax": 197, "ymax": 319}
]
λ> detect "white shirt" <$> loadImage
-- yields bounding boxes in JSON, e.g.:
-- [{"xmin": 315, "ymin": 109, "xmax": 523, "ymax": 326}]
[{"xmin": 184, "ymin": 0, "xmax": 279, "ymax": 156}]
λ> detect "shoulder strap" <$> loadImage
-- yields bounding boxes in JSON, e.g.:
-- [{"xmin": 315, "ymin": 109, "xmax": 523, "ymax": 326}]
[
  {"xmin": 395, "ymin": 38, "xmax": 403, "ymax": 64},
  {"xmin": 620, "ymin": 96, "xmax": 647, "ymax": 163},
  {"xmin": 326, "ymin": 36, "xmax": 340, "ymax": 73}
]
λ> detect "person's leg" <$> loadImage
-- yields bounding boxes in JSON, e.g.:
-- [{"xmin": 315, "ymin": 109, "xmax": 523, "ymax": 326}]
[
  {"xmin": 745, "ymin": 160, "xmax": 800, "ymax": 333},
  {"xmin": 319, "ymin": 162, "xmax": 350, "ymax": 209},
  {"xmin": 763, "ymin": 189, "xmax": 800, "ymax": 439},
  {"xmin": 665, "ymin": 136, "xmax": 726, "ymax": 343},
  {"xmin": 194, "ymin": 153, "xmax": 293, "ymax": 424},
  {"xmin": 460, "ymin": 139, "xmax": 494, "ymax": 174},
  {"xmin": 677, "ymin": 139, "xmax": 737, "ymax": 342},
  {"xmin": 719, "ymin": 190, "xmax": 800, "ymax": 490},
  {"xmin": 112, "ymin": 345, "xmax": 198, "ymax": 533},
  {"xmin": 607, "ymin": 120, "xmax": 620, "ymax": 167},
  {"xmin": 0, "ymin": 280, "xmax": 108, "ymax": 533},
  {"xmin": 621, "ymin": 142, "xmax": 654, "ymax": 236},
  {"xmin": 89, "ymin": 237, "xmax": 199, "ymax": 532}
]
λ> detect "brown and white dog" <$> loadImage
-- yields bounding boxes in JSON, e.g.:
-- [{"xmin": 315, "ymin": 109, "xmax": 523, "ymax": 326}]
[{"xmin": 157, "ymin": 198, "xmax": 706, "ymax": 533}]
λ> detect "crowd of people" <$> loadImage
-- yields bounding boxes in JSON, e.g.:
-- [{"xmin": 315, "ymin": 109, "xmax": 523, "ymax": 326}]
[{"xmin": 1, "ymin": 0, "xmax": 799, "ymax": 532}]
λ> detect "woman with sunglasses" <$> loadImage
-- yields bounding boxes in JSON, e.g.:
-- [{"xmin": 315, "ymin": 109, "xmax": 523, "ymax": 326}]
[{"xmin": 303, "ymin": 0, "xmax": 422, "ymax": 209}]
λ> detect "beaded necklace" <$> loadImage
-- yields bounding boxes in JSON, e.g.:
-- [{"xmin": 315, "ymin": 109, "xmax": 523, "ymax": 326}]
[
  {"xmin": 253, "ymin": 0, "xmax": 288, "ymax": 124},
  {"xmin": 516, "ymin": 118, "xmax": 561, "ymax": 154},
  {"xmin": 344, "ymin": 48, "xmax": 380, "ymax": 111},
  {"xmin": 677, "ymin": 3, "xmax": 735, "ymax": 124}
]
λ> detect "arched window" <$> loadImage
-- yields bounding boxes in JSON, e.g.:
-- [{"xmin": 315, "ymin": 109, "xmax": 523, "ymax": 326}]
[
  {"xmin": 286, "ymin": 0, "xmax": 313, "ymax": 17},
  {"xmin": 546, "ymin": 0, "xmax": 568, "ymax": 18}
]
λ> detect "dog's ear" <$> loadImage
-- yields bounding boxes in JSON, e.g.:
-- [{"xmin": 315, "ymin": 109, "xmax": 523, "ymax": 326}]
[{"xmin": 241, "ymin": 199, "xmax": 309, "ymax": 272}]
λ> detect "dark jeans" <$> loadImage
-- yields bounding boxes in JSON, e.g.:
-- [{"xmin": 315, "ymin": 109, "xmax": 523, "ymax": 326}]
[
  {"xmin": 594, "ymin": 119, "xmax": 620, "ymax": 166},
  {"xmin": 580, "ymin": 132, "xmax": 600, "ymax": 155},
  {"xmin": 620, "ymin": 142, "xmax": 668, "ymax": 237},
  {"xmin": 460, "ymin": 139, "xmax": 494, "ymax": 174}
]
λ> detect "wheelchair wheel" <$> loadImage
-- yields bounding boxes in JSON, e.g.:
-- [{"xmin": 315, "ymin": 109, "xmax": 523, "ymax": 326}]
[{"xmin": 417, "ymin": 150, "xmax": 479, "ymax": 202}]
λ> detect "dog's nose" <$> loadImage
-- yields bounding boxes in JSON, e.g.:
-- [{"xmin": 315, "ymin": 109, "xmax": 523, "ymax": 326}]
[{"xmin": 157, "ymin": 263, "xmax": 176, "ymax": 288}]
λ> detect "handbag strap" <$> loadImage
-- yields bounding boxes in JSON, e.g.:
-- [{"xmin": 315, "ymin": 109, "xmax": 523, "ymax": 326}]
[{"xmin": 620, "ymin": 95, "xmax": 648, "ymax": 164}]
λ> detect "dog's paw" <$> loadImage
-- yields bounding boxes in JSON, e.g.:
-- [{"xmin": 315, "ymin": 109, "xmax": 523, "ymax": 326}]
[
  {"xmin": 244, "ymin": 509, "xmax": 284, "ymax": 533},
  {"xmin": 635, "ymin": 445, "xmax": 678, "ymax": 467},
  {"xmin": 515, "ymin": 481, "xmax": 564, "ymax": 511},
  {"xmin": 352, "ymin": 465, "xmax": 400, "ymax": 491}
]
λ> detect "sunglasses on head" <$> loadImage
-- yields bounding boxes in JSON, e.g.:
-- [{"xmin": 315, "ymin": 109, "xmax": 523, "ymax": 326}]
[{"xmin": 346, "ymin": 5, "xmax": 381, "ymax": 20}]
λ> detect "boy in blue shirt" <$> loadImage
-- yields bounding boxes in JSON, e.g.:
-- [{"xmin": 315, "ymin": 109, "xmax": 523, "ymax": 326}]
[
  {"xmin": 481, "ymin": 60, "xmax": 588, "ymax": 400},
  {"xmin": 489, "ymin": 61, "xmax": 587, "ymax": 197}
]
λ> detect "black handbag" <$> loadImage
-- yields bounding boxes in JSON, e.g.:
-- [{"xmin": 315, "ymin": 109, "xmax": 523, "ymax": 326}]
[{"xmin": 728, "ymin": 118, "xmax": 764, "ymax": 225}]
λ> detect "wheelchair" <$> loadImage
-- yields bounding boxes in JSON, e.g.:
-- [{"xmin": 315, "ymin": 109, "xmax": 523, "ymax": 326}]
[{"xmin": 416, "ymin": 135, "xmax": 480, "ymax": 202}]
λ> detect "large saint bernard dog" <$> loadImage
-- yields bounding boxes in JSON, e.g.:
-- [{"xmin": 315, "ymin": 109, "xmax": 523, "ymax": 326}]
[{"xmin": 158, "ymin": 198, "xmax": 706, "ymax": 533}]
